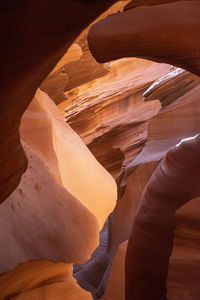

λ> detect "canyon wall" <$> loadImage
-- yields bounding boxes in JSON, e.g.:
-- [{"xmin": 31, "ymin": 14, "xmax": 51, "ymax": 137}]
[{"xmin": 1, "ymin": 1, "xmax": 200, "ymax": 300}]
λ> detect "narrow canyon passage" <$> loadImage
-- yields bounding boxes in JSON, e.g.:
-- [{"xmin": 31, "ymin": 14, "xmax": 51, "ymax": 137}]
[{"xmin": 1, "ymin": 1, "xmax": 200, "ymax": 300}]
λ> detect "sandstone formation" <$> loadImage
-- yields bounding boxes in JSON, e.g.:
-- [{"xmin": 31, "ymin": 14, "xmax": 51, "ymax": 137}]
[
  {"xmin": 0, "ymin": 88, "xmax": 116, "ymax": 297},
  {"xmin": 0, "ymin": 142, "xmax": 98, "ymax": 274},
  {"xmin": 85, "ymin": 4, "xmax": 200, "ymax": 298},
  {"xmin": 126, "ymin": 134, "xmax": 200, "ymax": 300},
  {"xmin": 80, "ymin": 81, "xmax": 200, "ymax": 299},
  {"xmin": 65, "ymin": 59, "xmax": 171, "ymax": 177},
  {"xmin": 50, "ymin": 43, "xmax": 83, "ymax": 74},
  {"xmin": 110, "ymin": 70, "xmax": 200, "ymax": 299},
  {"xmin": 101, "ymin": 242, "xmax": 127, "ymax": 300},
  {"xmin": 41, "ymin": 39, "xmax": 110, "ymax": 104},
  {"xmin": 64, "ymin": 65, "xmax": 199, "ymax": 300},
  {"xmin": 88, "ymin": 1, "xmax": 200, "ymax": 76},
  {"xmin": 69, "ymin": 62, "xmax": 200, "ymax": 298},
  {"xmin": 124, "ymin": 0, "xmax": 195, "ymax": 10},
  {"xmin": 0, "ymin": 261, "xmax": 92, "ymax": 300},
  {"xmin": 0, "ymin": 0, "xmax": 117, "ymax": 204},
  {"xmin": 20, "ymin": 90, "xmax": 116, "ymax": 229},
  {"xmin": 40, "ymin": 0, "xmax": 131, "ymax": 105},
  {"xmin": 1, "ymin": 1, "xmax": 200, "ymax": 300},
  {"xmin": 143, "ymin": 68, "xmax": 200, "ymax": 108}
]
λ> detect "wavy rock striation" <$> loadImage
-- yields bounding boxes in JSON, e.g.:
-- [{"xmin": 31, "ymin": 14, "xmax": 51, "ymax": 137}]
[{"xmin": 65, "ymin": 59, "xmax": 171, "ymax": 177}]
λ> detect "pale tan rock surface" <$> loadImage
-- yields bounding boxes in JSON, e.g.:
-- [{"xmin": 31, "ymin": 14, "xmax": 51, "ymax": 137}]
[
  {"xmin": 0, "ymin": 143, "xmax": 99, "ymax": 274},
  {"xmin": 20, "ymin": 90, "xmax": 117, "ymax": 229}
]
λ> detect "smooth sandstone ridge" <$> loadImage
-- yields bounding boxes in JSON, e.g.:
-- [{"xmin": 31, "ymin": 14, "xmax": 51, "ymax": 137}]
[{"xmin": 20, "ymin": 90, "xmax": 116, "ymax": 229}]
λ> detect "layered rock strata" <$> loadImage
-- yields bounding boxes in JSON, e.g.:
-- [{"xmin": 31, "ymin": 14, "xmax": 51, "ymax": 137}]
[{"xmin": 65, "ymin": 59, "xmax": 171, "ymax": 177}]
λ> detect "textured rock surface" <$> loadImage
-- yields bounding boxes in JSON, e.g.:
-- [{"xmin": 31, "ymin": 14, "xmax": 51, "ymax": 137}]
[
  {"xmin": 65, "ymin": 59, "xmax": 171, "ymax": 177},
  {"xmin": 112, "ymin": 76, "xmax": 200, "ymax": 299},
  {"xmin": 143, "ymin": 68, "xmax": 200, "ymax": 108}
]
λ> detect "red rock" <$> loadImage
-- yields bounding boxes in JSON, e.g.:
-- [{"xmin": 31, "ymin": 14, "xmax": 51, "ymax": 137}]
[
  {"xmin": 88, "ymin": 1, "xmax": 200, "ymax": 76},
  {"xmin": 125, "ymin": 134, "xmax": 200, "ymax": 299},
  {"xmin": 0, "ymin": 0, "xmax": 117, "ymax": 204}
]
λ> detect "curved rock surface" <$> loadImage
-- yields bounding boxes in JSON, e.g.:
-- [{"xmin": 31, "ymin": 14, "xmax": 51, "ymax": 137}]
[
  {"xmin": 126, "ymin": 134, "xmax": 200, "ymax": 299},
  {"xmin": 20, "ymin": 90, "xmax": 116, "ymax": 229},
  {"xmin": 0, "ymin": 89, "xmax": 116, "ymax": 298},
  {"xmin": 0, "ymin": 0, "xmax": 117, "ymax": 204},
  {"xmin": 88, "ymin": 1, "xmax": 200, "ymax": 76},
  {"xmin": 0, "ymin": 143, "xmax": 98, "ymax": 274},
  {"xmin": 1, "ymin": 1, "xmax": 200, "ymax": 300}
]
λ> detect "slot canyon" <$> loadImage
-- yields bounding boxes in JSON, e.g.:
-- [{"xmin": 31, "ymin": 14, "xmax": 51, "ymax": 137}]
[{"xmin": 1, "ymin": 1, "xmax": 200, "ymax": 299}]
